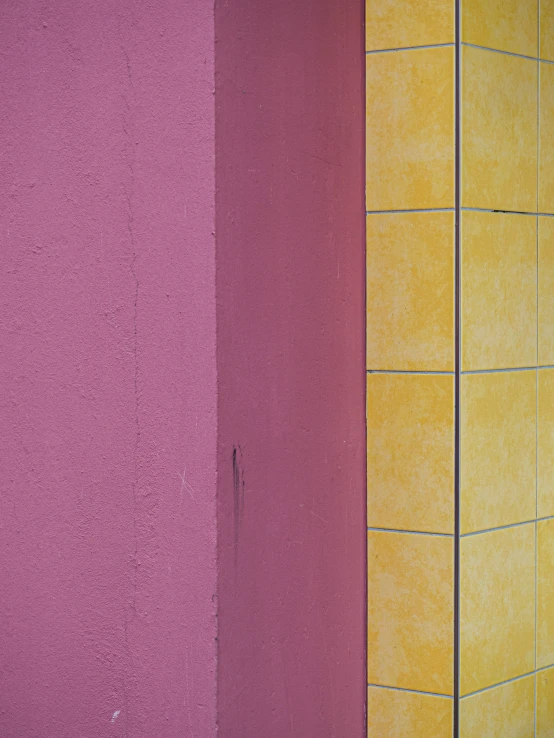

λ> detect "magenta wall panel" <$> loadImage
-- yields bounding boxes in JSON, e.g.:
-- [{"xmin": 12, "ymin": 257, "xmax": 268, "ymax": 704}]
[
  {"xmin": 0, "ymin": 2, "xmax": 218, "ymax": 736},
  {"xmin": 215, "ymin": 1, "xmax": 366, "ymax": 735},
  {"xmin": 0, "ymin": 0, "xmax": 365, "ymax": 735}
]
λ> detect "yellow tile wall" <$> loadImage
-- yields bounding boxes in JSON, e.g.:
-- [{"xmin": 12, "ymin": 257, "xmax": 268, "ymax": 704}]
[{"xmin": 366, "ymin": 1, "xmax": 554, "ymax": 736}]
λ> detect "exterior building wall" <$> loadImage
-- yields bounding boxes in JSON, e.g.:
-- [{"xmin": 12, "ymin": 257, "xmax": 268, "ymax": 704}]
[
  {"xmin": 366, "ymin": 1, "xmax": 554, "ymax": 736},
  {"xmin": 0, "ymin": 1, "xmax": 366, "ymax": 736}
]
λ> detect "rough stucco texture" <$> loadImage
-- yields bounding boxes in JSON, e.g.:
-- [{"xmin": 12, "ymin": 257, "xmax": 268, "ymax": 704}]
[
  {"xmin": 0, "ymin": 2, "xmax": 217, "ymax": 736},
  {"xmin": 215, "ymin": 1, "xmax": 366, "ymax": 736}
]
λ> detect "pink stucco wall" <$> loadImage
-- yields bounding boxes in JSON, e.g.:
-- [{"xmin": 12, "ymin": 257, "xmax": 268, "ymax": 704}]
[
  {"xmin": 0, "ymin": 2, "xmax": 217, "ymax": 736},
  {"xmin": 215, "ymin": 1, "xmax": 366, "ymax": 736},
  {"xmin": 1, "ymin": 0, "xmax": 365, "ymax": 735}
]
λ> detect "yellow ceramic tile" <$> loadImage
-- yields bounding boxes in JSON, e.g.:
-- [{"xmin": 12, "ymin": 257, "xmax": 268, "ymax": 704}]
[
  {"xmin": 462, "ymin": 0, "xmax": 538, "ymax": 57},
  {"xmin": 460, "ymin": 524, "xmax": 535, "ymax": 695},
  {"xmin": 538, "ymin": 519, "xmax": 554, "ymax": 669},
  {"xmin": 460, "ymin": 372, "xmax": 536, "ymax": 534},
  {"xmin": 367, "ymin": 212, "xmax": 455, "ymax": 372},
  {"xmin": 367, "ymin": 686, "xmax": 452, "ymax": 738},
  {"xmin": 365, "ymin": 0, "xmax": 454, "ymax": 52},
  {"xmin": 462, "ymin": 45, "xmax": 538, "ymax": 212},
  {"xmin": 461, "ymin": 211, "xmax": 537, "ymax": 371},
  {"xmin": 367, "ymin": 531, "xmax": 453, "ymax": 694},
  {"xmin": 539, "ymin": 370, "xmax": 554, "ymax": 518},
  {"xmin": 367, "ymin": 374, "xmax": 454, "ymax": 534},
  {"xmin": 540, "ymin": 64, "xmax": 554, "ymax": 214},
  {"xmin": 460, "ymin": 675, "xmax": 535, "ymax": 738},
  {"xmin": 540, "ymin": 218, "xmax": 554, "ymax": 365},
  {"xmin": 541, "ymin": 0, "xmax": 554, "ymax": 62},
  {"xmin": 537, "ymin": 667, "xmax": 554, "ymax": 738},
  {"xmin": 366, "ymin": 47, "xmax": 455, "ymax": 211}
]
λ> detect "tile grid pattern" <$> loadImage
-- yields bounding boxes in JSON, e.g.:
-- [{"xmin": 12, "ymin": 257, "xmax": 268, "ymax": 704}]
[{"xmin": 366, "ymin": 0, "xmax": 554, "ymax": 736}]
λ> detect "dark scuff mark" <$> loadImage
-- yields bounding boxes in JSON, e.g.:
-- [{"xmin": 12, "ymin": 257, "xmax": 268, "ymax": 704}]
[{"xmin": 232, "ymin": 445, "xmax": 245, "ymax": 566}]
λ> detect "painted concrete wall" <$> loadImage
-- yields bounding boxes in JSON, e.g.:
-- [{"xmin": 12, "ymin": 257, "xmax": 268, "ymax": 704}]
[
  {"xmin": 0, "ymin": 2, "xmax": 217, "ymax": 736},
  {"xmin": 215, "ymin": 1, "xmax": 366, "ymax": 736},
  {"xmin": 1, "ymin": 0, "xmax": 365, "ymax": 736}
]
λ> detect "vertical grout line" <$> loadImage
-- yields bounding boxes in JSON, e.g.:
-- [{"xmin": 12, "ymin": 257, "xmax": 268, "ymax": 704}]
[
  {"xmin": 454, "ymin": 1, "xmax": 461, "ymax": 736},
  {"xmin": 533, "ymin": 0, "xmax": 541, "ymax": 738},
  {"xmin": 363, "ymin": 0, "xmax": 368, "ymax": 733}
]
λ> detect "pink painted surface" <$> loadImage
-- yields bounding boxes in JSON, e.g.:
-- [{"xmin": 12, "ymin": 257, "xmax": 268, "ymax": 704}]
[
  {"xmin": 0, "ymin": 2, "xmax": 217, "ymax": 736},
  {"xmin": 215, "ymin": 1, "xmax": 366, "ymax": 736}
]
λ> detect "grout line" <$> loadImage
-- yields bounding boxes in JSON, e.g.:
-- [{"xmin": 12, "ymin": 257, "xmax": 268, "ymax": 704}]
[
  {"xmin": 462, "ymin": 366, "xmax": 543, "ymax": 375},
  {"xmin": 462, "ymin": 207, "xmax": 554, "ymax": 217},
  {"xmin": 461, "ymin": 519, "xmax": 536, "ymax": 538},
  {"xmin": 367, "ymin": 369, "xmax": 455, "ymax": 375},
  {"xmin": 366, "ymin": 43, "xmax": 455, "ymax": 55},
  {"xmin": 533, "ymin": 20, "xmax": 541, "ymax": 738},
  {"xmin": 367, "ymin": 683, "xmax": 454, "ymax": 700},
  {"xmin": 462, "ymin": 41, "xmax": 538, "ymax": 62},
  {"xmin": 537, "ymin": 662, "xmax": 554, "ymax": 674},
  {"xmin": 461, "ymin": 671, "xmax": 536, "ymax": 700},
  {"xmin": 454, "ymin": 1, "xmax": 461, "ymax": 735},
  {"xmin": 366, "ymin": 208, "xmax": 455, "ymax": 215},
  {"xmin": 367, "ymin": 527, "xmax": 454, "ymax": 537},
  {"xmin": 538, "ymin": 513, "xmax": 554, "ymax": 523}
]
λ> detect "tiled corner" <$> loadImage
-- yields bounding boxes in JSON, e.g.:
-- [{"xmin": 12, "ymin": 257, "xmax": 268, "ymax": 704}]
[
  {"xmin": 461, "ymin": 0, "xmax": 538, "ymax": 58},
  {"xmin": 365, "ymin": 0, "xmax": 454, "ymax": 52},
  {"xmin": 367, "ymin": 531, "xmax": 454, "ymax": 695},
  {"xmin": 460, "ymin": 371, "xmax": 536, "ymax": 535},
  {"xmin": 540, "ymin": 64, "xmax": 554, "ymax": 215},
  {"xmin": 460, "ymin": 524, "xmax": 535, "ymax": 695},
  {"xmin": 538, "ymin": 519, "xmax": 554, "ymax": 669},
  {"xmin": 539, "ymin": 370, "xmax": 554, "ymax": 518},
  {"xmin": 459, "ymin": 675, "xmax": 535, "ymax": 738},
  {"xmin": 541, "ymin": 0, "xmax": 554, "ymax": 62},
  {"xmin": 537, "ymin": 667, "xmax": 554, "ymax": 738},
  {"xmin": 539, "ymin": 218, "xmax": 554, "ymax": 366},
  {"xmin": 367, "ymin": 374, "xmax": 454, "ymax": 534},
  {"xmin": 366, "ymin": 46, "xmax": 455, "ymax": 211},
  {"xmin": 367, "ymin": 686, "xmax": 453, "ymax": 738},
  {"xmin": 461, "ymin": 211, "xmax": 537, "ymax": 372},
  {"xmin": 366, "ymin": 212, "xmax": 455, "ymax": 372},
  {"xmin": 461, "ymin": 45, "xmax": 538, "ymax": 212}
]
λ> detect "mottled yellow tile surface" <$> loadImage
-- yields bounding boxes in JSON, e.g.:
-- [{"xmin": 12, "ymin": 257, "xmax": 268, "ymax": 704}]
[
  {"xmin": 539, "ymin": 370, "xmax": 554, "ymax": 518},
  {"xmin": 366, "ymin": 47, "xmax": 455, "ymax": 211},
  {"xmin": 367, "ymin": 212, "xmax": 455, "ymax": 371},
  {"xmin": 540, "ymin": 64, "xmax": 554, "ymax": 214},
  {"xmin": 462, "ymin": 0, "xmax": 538, "ymax": 57},
  {"xmin": 367, "ymin": 374, "xmax": 454, "ymax": 534},
  {"xmin": 367, "ymin": 686, "xmax": 453, "ymax": 738},
  {"xmin": 460, "ymin": 675, "xmax": 535, "ymax": 738},
  {"xmin": 367, "ymin": 531, "xmax": 454, "ymax": 694},
  {"xmin": 460, "ymin": 524, "xmax": 535, "ymax": 695},
  {"xmin": 540, "ymin": 218, "xmax": 554, "ymax": 365},
  {"xmin": 461, "ymin": 211, "xmax": 537, "ymax": 371},
  {"xmin": 541, "ymin": 0, "xmax": 554, "ymax": 62},
  {"xmin": 462, "ymin": 45, "xmax": 537, "ymax": 212},
  {"xmin": 461, "ymin": 372, "xmax": 536, "ymax": 534},
  {"xmin": 537, "ymin": 667, "xmax": 554, "ymax": 738},
  {"xmin": 365, "ymin": 0, "xmax": 454, "ymax": 52},
  {"xmin": 538, "ymin": 520, "xmax": 554, "ymax": 669}
]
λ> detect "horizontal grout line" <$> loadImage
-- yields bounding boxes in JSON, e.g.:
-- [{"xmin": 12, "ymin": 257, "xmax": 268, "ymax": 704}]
[
  {"xmin": 537, "ymin": 662, "xmax": 554, "ymax": 674},
  {"xmin": 368, "ymin": 369, "xmax": 455, "ymax": 376},
  {"xmin": 367, "ymin": 208, "xmax": 455, "ymax": 215},
  {"xmin": 461, "ymin": 520, "xmax": 535, "ymax": 538},
  {"xmin": 367, "ymin": 683, "xmax": 454, "ymax": 700},
  {"xmin": 366, "ymin": 43, "xmax": 455, "ymax": 55},
  {"xmin": 368, "ymin": 527, "xmax": 453, "ymax": 537},
  {"xmin": 461, "ymin": 671, "xmax": 535, "ymax": 700},
  {"xmin": 462, "ymin": 366, "xmax": 539, "ymax": 375},
  {"xmin": 462, "ymin": 207, "xmax": 554, "ymax": 217},
  {"xmin": 462, "ymin": 42, "xmax": 538, "ymax": 62}
]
